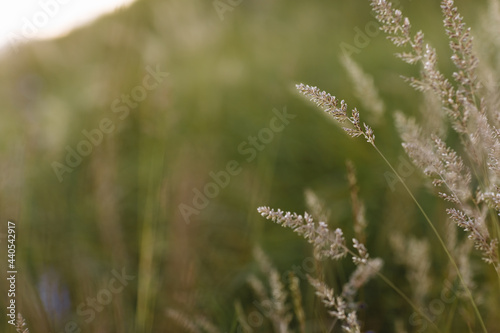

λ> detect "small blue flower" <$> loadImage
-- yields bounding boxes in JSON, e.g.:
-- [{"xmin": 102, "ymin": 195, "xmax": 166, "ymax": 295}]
[{"xmin": 37, "ymin": 268, "xmax": 71, "ymax": 325}]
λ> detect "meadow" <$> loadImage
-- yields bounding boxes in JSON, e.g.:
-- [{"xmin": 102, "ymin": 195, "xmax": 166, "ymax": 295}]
[{"xmin": 0, "ymin": 0, "xmax": 498, "ymax": 332}]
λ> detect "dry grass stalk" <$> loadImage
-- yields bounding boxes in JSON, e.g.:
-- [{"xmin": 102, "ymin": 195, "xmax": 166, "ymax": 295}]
[
  {"xmin": 234, "ymin": 301, "xmax": 253, "ymax": 333},
  {"xmin": 257, "ymin": 206, "xmax": 383, "ymax": 331},
  {"xmin": 15, "ymin": 313, "xmax": 30, "ymax": 333},
  {"xmin": 340, "ymin": 54, "xmax": 385, "ymax": 124},
  {"xmin": 288, "ymin": 273, "xmax": 306, "ymax": 333},
  {"xmin": 304, "ymin": 189, "xmax": 331, "ymax": 224},
  {"xmin": 284, "ymin": 1, "xmax": 500, "ymax": 331},
  {"xmin": 248, "ymin": 247, "xmax": 292, "ymax": 333},
  {"xmin": 307, "ymin": 275, "xmax": 366, "ymax": 333},
  {"xmin": 257, "ymin": 207, "xmax": 348, "ymax": 261},
  {"xmin": 346, "ymin": 161, "xmax": 367, "ymax": 243},
  {"xmin": 296, "ymin": 84, "xmax": 375, "ymax": 144},
  {"xmin": 166, "ymin": 309, "xmax": 202, "ymax": 333},
  {"xmin": 389, "ymin": 233, "xmax": 431, "ymax": 307},
  {"xmin": 377, "ymin": 0, "xmax": 500, "ymax": 273},
  {"xmin": 166, "ymin": 309, "xmax": 221, "ymax": 333}
]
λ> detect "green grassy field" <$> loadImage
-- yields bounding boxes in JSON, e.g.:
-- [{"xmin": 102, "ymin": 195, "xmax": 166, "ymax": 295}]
[{"xmin": 1, "ymin": 0, "xmax": 498, "ymax": 332}]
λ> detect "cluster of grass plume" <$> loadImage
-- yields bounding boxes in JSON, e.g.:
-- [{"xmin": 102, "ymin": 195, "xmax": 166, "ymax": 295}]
[{"xmin": 245, "ymin": 0, "xmax": 500, "ymax": 332}]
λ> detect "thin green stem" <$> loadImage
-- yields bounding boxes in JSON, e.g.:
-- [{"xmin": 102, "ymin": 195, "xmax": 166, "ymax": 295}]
[
  {"xmin": 372, "ymin": 144, "xmax": 488, "ymax": 333},
  {"xmin": 376, "ymin": 272, "xmax": 441, "ymax": 332}
]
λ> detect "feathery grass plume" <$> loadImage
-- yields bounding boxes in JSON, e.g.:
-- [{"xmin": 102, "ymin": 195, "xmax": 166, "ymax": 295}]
[
  {"xmin": 396, "ymin": 103, "xmax": 500, "ymax": 271},
  {"xmin": 288, "ymin": 273, "xmax": 306, "ymax": 333},
  {"xmin": 235, "ymin": 301, "xmax": 253, "ymax": 333},
  {"xmin": 420, "ymin": 44, "xmax": 466, "ymax": 131},
  {"xmin": 295, "ymin": 84, "xmax": 375, "ymax": 144},
  {"xmin": 269, "ymin": 270, "xmax": 292, "ymax": 333},
  {"xmin": 369, "ymin": 0, "xmax": 477, "ymax": 134},
  {"xmin": 247, "ymin": 273, "xmax": 292, "ymax": 333},
  {"xmin": 374, "ymin": 0, "xmax": 500, "ymax": 181},
  {"xmin": 439, "ymin": 11, "xmax": 492, "ymax": 185},
  {"xmin": 454, "ymin": 99, "xmax": 500, "ymax": 181},
  {"xmin": 257, "ymin": 208, "xmax": 438, "ymax": 329},
  {"xmin": 389, "ymin": 232, "xmax": 406, "ymax": 264},
  {"xmin": 346, "ymin": 161, "xmax": 367, "ymax": 243},
  {"xmin": 351, "ymin": 238, "xmax": 369, "ymax": 265},
  {"xmin": 394, "ymin": 110, "xmax": 486, "ymax": 258},
  {"xmin": 247, "ymin": 274, "xmax": 268, "ymax": 305},
  {"xmin": 285, "ymin": 1, "xmax": 499, "ymax": 331},
  {"xmin": 256, "ymin": 208, "xmax": 384, "ymax": 331},
  {"xmin": 372, "ymin": 3, "xmax": 498, "ymax": 327},
  {"xmin": 396, "ymin": 110, "xmax": 473, "ymax": 204},
  {"xmin": 408, "ymin": 238, "xmax": 431, "ymax": 305},
  {"xmin": 441, "ymin": 0, "xmax": 480, "ymax": 96},
  {"xmin": 477, "ymin": 0, "xmax": 500, "ymax": 127},
  {"xmin": 249, "ymin": 247, "xmax": 292, "ymax": 333},
  {"xmin": 304, "ymin": 189, "xmax": 331, "ymax": 223},
  {"xmin": 398, "ymin": 115, "xmax": 499, "ymax": 270},
  {"xmin": 253, "ymin": 246, "xmax": 273, "ymax": 274},
  {"xmin": 166, "ymin": 309, "xmax": 222, "ymax": 333},
  {"xmin": 166, "ymin": 309, "xmax": 202, "ymax": 333},
  {"xmin": 307, "ymin": 276, "xmax": 361, "ymax": 333},
  {"xmin": 294, "ymin": 80, "xmax": 471, "ymax": 297},
  {"xmin": 420, "ymin": 89, "xmax": 446, "ymax": 137},
  {"xmin": 340, "ymin": 54, "xmax": 385, "ymax": 124},
  {"xmin": 390, "ymin": 235, "xmax": 431, "ymax": 307},
  {"xmin": 447, "ymin": 208, "xmax": 499, "ymax": 271},
  {"xmin": 432, "ymin": 135, "xmax": 473, "ymax": 203},
  {"xmin": 194, "ymin": 316, "xmax": 221, "ymax": 333},
  {"xmin": 15, "ymin": 313, "xmax": 29, "ymax": 333},
  {"xmin": 369, "ymin": 0, "xmax": 423, "ymax": 63},
  {"xmin": 480, "ymin": 188, "xmax": 500, "ymax": 212},
  {"xmin": 478, "ymin": 61, "xmax": 500, "ymax": 128},
  {"xmin": 394, "ymin": 112, "xmax": 441, "ymax": 178},
  {"xmin": 341, "ymin": 258, "xmax": 383, "ymax": 306},
  {"xmin": 257, "ymin": 207, "xmax": 348, "ymax": 260}
]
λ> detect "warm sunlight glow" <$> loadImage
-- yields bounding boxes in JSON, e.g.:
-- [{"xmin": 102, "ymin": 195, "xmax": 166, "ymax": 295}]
[{"xmin": 0, "ymin": 0, "xmax": 136, "ymax": 52}]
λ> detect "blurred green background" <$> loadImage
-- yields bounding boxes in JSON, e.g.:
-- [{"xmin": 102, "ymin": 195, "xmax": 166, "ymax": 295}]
[{"xmin": 0, "ymin": 0, "xmax": 491, "ymax": 332}]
